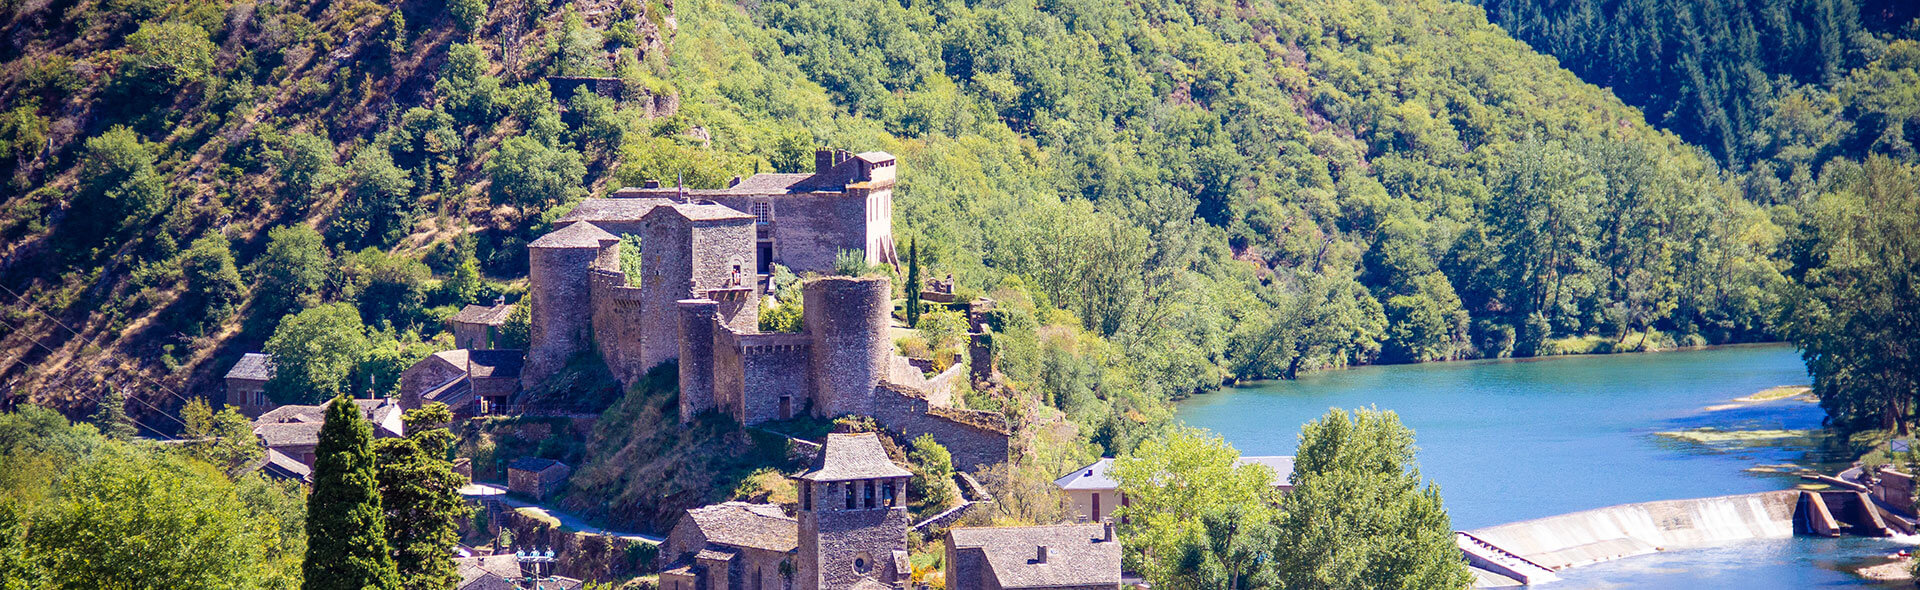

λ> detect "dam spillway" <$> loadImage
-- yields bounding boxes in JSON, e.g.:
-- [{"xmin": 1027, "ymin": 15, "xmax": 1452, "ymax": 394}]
[
  {"xmin": 1461, "ymin": 488, "xmax": 1914, "ymax": 586},
  {"xmin": 1465, "ymin": 490, "xmax": 1798, "ymax": 570}
]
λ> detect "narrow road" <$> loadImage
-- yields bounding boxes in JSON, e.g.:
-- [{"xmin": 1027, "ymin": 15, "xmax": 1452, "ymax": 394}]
[{"xmin": 466, "ymin": 483, "xmax": 663, "ymax": 544}]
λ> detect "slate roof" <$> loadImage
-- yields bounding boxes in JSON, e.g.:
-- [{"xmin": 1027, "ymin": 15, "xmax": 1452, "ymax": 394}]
[
  {"xmin": 254, "ymin": 422, "xmax": 323, "ymax": 448},
  {"xmin": 682, "ymin": 501, "xmax": 798, "ymax": 553},
  {"xmin": 508, "ymin": 457, "xmax": 567, "ymax": 473},
  {"xmin": 1054, "ymin": 458, "xmax": 1117, "ymax": 491},
  {"xmin": 611, "ymin": 173, "xmax": 817, "ymax": 198},
  {"xmin": 529, "ymin": 221, "xmax": 618, "ymax": 248},
  {"xmin": 642, "ymin": 201, "xmax": 753, "ymax": 222},
  {"xmin": 451, "ymin": 303, "xmax": 515, "ymax": 326},
  {"xmin": 254, "ymin": 399, "xmax": 404, "ymax": 438},
  {"xmin": 947, "ymin": 524, "xmax": 1121, "ymax": 589},
  {"xmin": 226, "ymin": 353, "xmax": 275, "ymax": 381},
  {"xmin": 1239, "ymin": 456, "xmax": 1296, "ymax": 488},
  {"xmin": 260, "ymin": 448, "xmax": 313, "ymax": 482},
  {"xmin": 854, "ymin": 152, "xmax": 895, "ymax": 165},
  {"xmin": 1055, "ymin": 456, "xmax": 1295, "ymax": 491},
  {"xmin": 798, "ymin": 433, "xmax": 912, "ymax": 482},
  {"xmin": 555, "ymin": 197, "xmax": 672, "ymax": 224},
  {"xmin": 421, "ymin": 377, "xmax": 474, "ymax": 407},
  {"xmin": 454, "ymin": 554, "xmax": 580, "ymax": 590},
  {"xmin": 429, "ymin": 349, "xmax": 525, "ymax": 379}
]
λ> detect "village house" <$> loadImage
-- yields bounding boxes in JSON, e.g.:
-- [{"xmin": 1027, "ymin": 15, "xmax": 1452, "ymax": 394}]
[
  {"xmin": 453, "ymin": 552, "xmax": 584, "ymax": 590},
  {"xmin": 250, "ymin": 398, "xmax": 405, "ymax": 482},
  {"xmin": 451, "ymin": 298, "xmax": 516, "ymax": 350},
  {"xmin": 398, "ymin": 348, "xmax": 525, "ymax": 418},
  {"xmin": 944, "ymin": 523, "xmax": 1122, "ymax": 590},
  {"xmin": 223, "ymin": 352, "xmax": 275, "ymax": 418},
  {"xmin": 507, "ymin": 457, "xmax": 572, "ymax": 501},
  {"xmin": 1054, "ymin": 456, "xmax": 1295, "ymax": 523},
  {"xmin": 658, "ymin": 502, "xmax": 797, "ymax": 590}
]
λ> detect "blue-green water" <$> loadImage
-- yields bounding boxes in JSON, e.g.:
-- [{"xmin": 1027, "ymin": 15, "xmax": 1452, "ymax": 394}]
[{"xmin": 1177, "ymin": 344, "xmax": 1912, "ymax": 588}]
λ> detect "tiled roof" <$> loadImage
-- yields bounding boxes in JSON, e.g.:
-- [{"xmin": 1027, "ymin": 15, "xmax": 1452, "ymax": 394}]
[
  {"xmin": 854, "ymin": 152, "xmax": 895, "ymax": 164},
  {"xmin": 421, "ymin": 377, "xmax": 474, "ymax": 407},
  {"xmin": 254, "ymin": 422, "xmax": 322, "ymax": 448},
  {"xmin": 256, "ymin": 404, "xmax": 327, "ymax": 424},
  {"xmin": 529, "ymin": 221, "xmax": 618, "ymax": 248},
  {"xmin": 947, "ymin": 524, "xmax": 1121, "ymax": 589},
  {"xmin": 226, "ymin": 353, "xmax": 275, "ymax": 381},
  {"xmin": 509, "ymin": 457, "xmax": 567, "ymax": 473},
  {"xmin": 798, "ymin": 433, "xmax": 912, "ymax": 482},
  {"xmin": 612, "ymin": 173, "xmax": 817, "ymax": 198},
  {"xmin": 451, "ymin": 303, "xmax": 515, "ymax": 325},
  {"xmin": 454, "ymin": 554, "xmax": 518, "ymax": 590},
  {"xmin": 1054, "ymin": 458, "xmax": 1116, "ymax": 491},
  {"xmin": 683, "ymin": 502, "xmax": 798, "ymax": 553}
]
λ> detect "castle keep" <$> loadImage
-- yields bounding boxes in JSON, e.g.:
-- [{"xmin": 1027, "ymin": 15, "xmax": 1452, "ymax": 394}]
[{"xmin": 523, "ymin": 149, "xmax": 1010, "ymax": 469}]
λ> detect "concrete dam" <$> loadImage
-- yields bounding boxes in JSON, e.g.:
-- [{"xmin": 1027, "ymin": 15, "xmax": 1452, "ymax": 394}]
[{"xmin": 1459, "ymin": 488, "xmax": 1911, "ymax": 586}]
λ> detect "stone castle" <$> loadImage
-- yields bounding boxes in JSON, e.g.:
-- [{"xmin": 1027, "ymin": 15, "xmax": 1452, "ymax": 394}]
[{"xmin": 523, "ymin": 149, "xmax": 1010, "ymax": 469}]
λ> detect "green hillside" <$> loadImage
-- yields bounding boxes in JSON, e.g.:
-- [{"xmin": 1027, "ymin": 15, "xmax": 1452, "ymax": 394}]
[{"xmin": 0, "ymin": 0, "xmax": 1795, "ymax": 436}]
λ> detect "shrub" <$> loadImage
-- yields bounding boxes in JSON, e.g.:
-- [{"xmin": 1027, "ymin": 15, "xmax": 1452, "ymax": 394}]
[{"xmin": 119, "ymin": 21, "xmax": 217, "ymax": 93}]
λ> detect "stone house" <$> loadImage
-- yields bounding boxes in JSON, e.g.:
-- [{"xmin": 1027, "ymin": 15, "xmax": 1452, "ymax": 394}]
[
  {"xmin": 451, "ymin": 300, "xmax": 516, "ymax": 350},
  {"xmin": 658, "ymin": 502, "xmax": 798, "ymax": 590},
  {"xmin": 508, "ymin": 457, "xmax": 572, "ymax": 501},
  {"xmin": 224, "ymin": 353, "xmax": 275, "ymax": 418},
  {"xmin": 251, "ymin": 398, "xmax": 405, "ymax": 479},
  {"xmin": 454, "ymin": 552, "xmax": 583, "ymax": 590},
  {"xmin": 398, "ymin": 349, "xmax": 524, "ymax": 418},
  {"xmin": 1055, "ymin": 456, "xmax": 1294, "ymax": 523},
  {"xmin": 944, "ymin": 523, "xmax": 1122, "ymax": 590}
]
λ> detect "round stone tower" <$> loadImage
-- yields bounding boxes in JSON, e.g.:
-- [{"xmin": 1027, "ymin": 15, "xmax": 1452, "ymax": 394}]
[
  {"xmin": 523, "ymin": 221, "xmax": 619, "ymax": 389},
  {"xmin": 803, "ymin": 275, "xmax": 891, "ymax": 418}
]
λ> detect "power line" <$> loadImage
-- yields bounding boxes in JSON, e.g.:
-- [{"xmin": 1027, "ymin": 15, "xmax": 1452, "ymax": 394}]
[
  {"xmin": 0, "ymin": 282, "xmax": 205, "ymax": 410},
  {"xmin": 0, "ymin": 315, "xmax": 191, "ymax": 437}
]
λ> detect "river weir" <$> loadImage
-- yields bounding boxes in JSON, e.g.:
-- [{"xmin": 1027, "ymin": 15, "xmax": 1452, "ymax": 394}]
[{"xmin": 1180, "ymin": 345, "xmax": 1916, "ymax": 588}]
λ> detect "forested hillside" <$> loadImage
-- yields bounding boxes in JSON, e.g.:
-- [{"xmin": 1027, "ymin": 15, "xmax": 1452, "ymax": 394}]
[
  {"xmin": 1476, "ymin": 0, "xmax": 1919, "ymax": 172},
  {"xmin": 0, "ymin": 0, "xmax": 1865, "ymax": 437}
]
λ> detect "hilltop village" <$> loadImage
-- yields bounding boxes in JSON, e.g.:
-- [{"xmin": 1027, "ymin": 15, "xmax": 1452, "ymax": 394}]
[{"xmin": 222, "ymin": 151, "xmax": 1160, "ymax": 589}]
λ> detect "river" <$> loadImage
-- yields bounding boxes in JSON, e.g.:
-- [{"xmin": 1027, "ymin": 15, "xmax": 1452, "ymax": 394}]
[{"xmin": 1176, "ymin": 344, "xmax": 1911, "ymax": 588}]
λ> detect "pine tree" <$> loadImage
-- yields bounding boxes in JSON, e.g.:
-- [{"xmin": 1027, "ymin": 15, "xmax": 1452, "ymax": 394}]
[
  {"xmin": 91, "ymin": 385, "xmax": 137, "ymax": 440},
  {"xmin": 375, "ymin": 403, "xmax": 469, "ymax": 590},
  {"xmin": 904, "ymin": 237, "xmax": 922, "ymax": 327},
  {"xmin": 304, "ymin": 396, "xmax": 401, "ymax": 590}
]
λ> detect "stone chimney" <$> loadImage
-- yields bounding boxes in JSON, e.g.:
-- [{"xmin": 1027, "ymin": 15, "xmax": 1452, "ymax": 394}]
[
  {"xmin": 816, "ymin": 148, "xmax": 835, "ymax": 174},
  {"xmin": 1104, "ymin": 522, "xmax": 1114, "ymax": 542},
  {"xmin": 643, "ymin": 179, "xmax": 660, "ymax": 188},
  {"xmin": 728, "ymin": 175, "xmax": 742, "ymax": 187},
  {"xmin": 1035, "ymin": 545, "xmax": 1048, "ymax": 564}
]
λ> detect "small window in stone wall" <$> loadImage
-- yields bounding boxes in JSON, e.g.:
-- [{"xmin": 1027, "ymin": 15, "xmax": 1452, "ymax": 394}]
[
  {"xmin": 752, "ymin": 201, "xmax": 772, "ymax": 224},
  {"xmin": 845, "ymin": 483, "xmax": 856, "ymax": 510}
]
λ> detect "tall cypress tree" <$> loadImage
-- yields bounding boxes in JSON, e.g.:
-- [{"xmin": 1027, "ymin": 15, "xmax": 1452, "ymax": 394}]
[
  {"xmin": 375, "ymin": 403, "xmax": 469, "ymax": 590},
  {"xmin": 304, "ymin": 396, "xmax": 400, "ymax": 590},
  {"xmin": 905, "ymin": 237, "xmax": 922, "ymax": 327}
]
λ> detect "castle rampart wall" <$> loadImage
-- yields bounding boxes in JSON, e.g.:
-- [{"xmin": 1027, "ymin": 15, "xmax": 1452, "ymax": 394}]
[
  {"xmin": 587, "ymin": 269, "xmax": 649, "ymax": 384},
  {"xmin": 677, "ymin": 299, "xmax": 719, "ymax": 423},
  {"xmin": 736, "ymin": 332, "xmax": 810, "ymax": 424},
  {"xmin": 873, "ymin": 384, "xmax": 1011, "ymax": 472}
]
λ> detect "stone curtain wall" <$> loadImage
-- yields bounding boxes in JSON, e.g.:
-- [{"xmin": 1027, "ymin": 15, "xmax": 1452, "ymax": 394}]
[
  {"xmin": 872, "ymin": 384, "xmax": 1011, "ymax": 472},
  {"xmin": 737, "ymin": 333, "xmax": 811, "ymax": 424},
  {"xmin": 706, "ymin": 193, "xmax": 870, "ymax": 275},
  {"xmin": 803, "ymin": 277, "xmax": 890, "ymax": 418},
  {"xmin": 588, "ymin": 269, "xmax": 651, "ymax": 384}
]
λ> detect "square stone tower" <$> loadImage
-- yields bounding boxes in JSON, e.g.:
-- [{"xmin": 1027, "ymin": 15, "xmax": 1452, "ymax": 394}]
[{"xmin": 795, "ymin": 433, "xmax": 912, "ymax": 590}]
